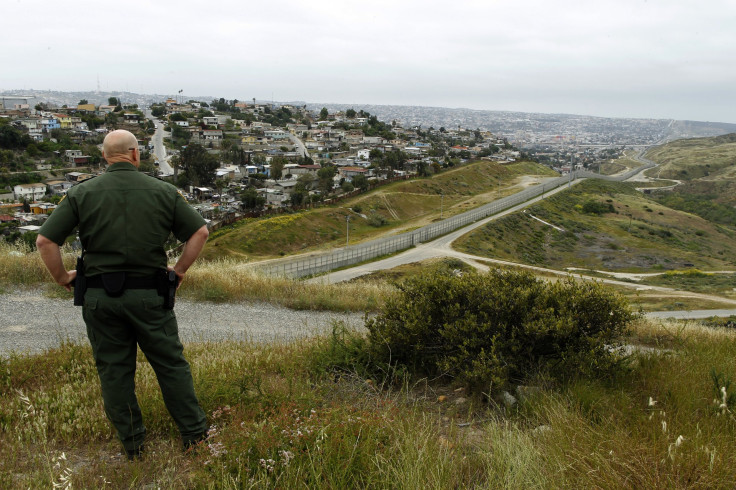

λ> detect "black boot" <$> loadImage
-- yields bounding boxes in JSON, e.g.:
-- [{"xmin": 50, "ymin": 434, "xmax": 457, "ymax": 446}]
[
  {"xmin": 183, "ymin": 428, "xmax": 209, "ymax": 451},
  {"xmin": 126, "ymin": 445, "xmax": 144, "ymax": 461}
]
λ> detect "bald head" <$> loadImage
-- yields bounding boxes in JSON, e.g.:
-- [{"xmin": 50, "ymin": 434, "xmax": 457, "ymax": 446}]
[{"xmin": 102, "ymin": 130, "xmax": 139, "ymax": 166}]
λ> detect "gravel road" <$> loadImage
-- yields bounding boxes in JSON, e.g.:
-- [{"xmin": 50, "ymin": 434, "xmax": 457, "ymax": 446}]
[
  {"xmin": 4, "ymin": 288, "xmax": 735, "ymax": 359},
  {"xmin": 0, "ymin": 290, "xmax": 366, "ymax": 357}
]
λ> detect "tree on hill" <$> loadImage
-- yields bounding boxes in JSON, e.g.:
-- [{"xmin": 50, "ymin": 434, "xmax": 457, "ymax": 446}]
[
  {"xmin": 78, "ymin": 99, "xmax": 88, "ymax": 105},
  {"xmin": 346, "ymin": 108, "xmax": 357, "ymax": 119},
  {"xmin": 240, "ymin": 187, "xmax": 265, "ymax": 210},
  {"xmin": 175, "ymin": 143, "xmax": 218, "ymax": 187},
  {"xmin": 0, "ymin": 125, "xmax": 32, "ymax": 150},
  {"xmin": 352, "ymin": 173, "xmax": 369, "ymax": 191},
  {"xmin": 317, "ymin": 165, "xmax": 336, "ymax": 195},
  {"xmin": 270, "ymin": 156, "xmax": 287, "ymax": 180},
  {"xmin": 150, "ymin": 105, "xmax": 166, "ymax": 118},
  {"xmin": 319, "ymin": 107, "xmax": 329, "ymax": 121}
]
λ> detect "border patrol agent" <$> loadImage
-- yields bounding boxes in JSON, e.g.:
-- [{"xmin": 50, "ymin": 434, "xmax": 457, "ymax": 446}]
[{"xmin": 37, "ymin": 129, "xmax": 209, "ymax": 459}]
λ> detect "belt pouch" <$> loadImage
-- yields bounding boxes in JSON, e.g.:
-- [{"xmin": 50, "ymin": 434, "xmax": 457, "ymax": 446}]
[{"xmin": 101, "ymin": 272, "xmax": 126, "ymax": 297}]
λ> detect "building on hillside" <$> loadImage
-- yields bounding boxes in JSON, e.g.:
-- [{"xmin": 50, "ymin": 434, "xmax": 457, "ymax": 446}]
[
  {"xmin": 200, "ymin": 129, "xmax": 223, "ymax": 142},
  {"xmin": 290, "ymin": 164, "xmax": 320, "ymax": 176},
  {"xmin": 13, "ymin": 183, "xmax": 46, "ymax": 201},
  {"xmin": 65, "ymin": 172, "xmax": 95, "ymax": 183},
  {"xmin": 338, "ymin": 167, "xmax": 368, "ymax": 181},
  {"xmin": 65, "ymin": 149, "xmax": 83, "ymax": 162},
  {"xmin": 215, "ymin": 165, "xmax": 241, "ymax": 180},
  {"xmin": 47, "ymin": 180, "xmax": 74, "ymax": 195},
  {"xmin": 53, "ymin": 114, "xmax": 72, "ymax": 129},
  {"xmin": 264, "ymin": 129, "xmax": 289, "ymax": 140},
  {"xmin": 29, "ymin": 203, "xmax": 57, "ymax": 215}
]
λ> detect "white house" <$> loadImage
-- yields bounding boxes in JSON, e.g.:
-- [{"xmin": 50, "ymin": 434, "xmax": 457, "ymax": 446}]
[
  {"xmin": 201, "ymin": 130, "xmax": 223, "ymax": 141},
  {"xmin": 264, "ymin": 129, "xmax": 289, "ymax": 140},
  {"xmin": 215, "ymin": 165, "xmax": 241, "ymax": 180},
  {"xmin": 65, "ymin": 149, "xmax": 83, "ymax": 163},
  {"xmin": 13, "ymin": 183, "xmax": 46, "ymax": 201}
]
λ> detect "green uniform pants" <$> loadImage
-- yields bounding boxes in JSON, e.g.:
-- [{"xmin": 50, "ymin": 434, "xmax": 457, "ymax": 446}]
[{"xmin": 82, "ymin": 287, "xmax": 207, "ymax": 451}]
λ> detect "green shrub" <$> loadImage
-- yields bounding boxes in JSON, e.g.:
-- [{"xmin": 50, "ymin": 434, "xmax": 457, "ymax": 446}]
[
  {"xmin": 367, "ymin": 211, "xmax": 388, "ymax": 227},
  {"xmin": 366, "ymin": 269, "xmax": 636, "ymax": 392},
  {"xmin": 581, "ymin": 200, "xmax": 615, "ymax": 215}
]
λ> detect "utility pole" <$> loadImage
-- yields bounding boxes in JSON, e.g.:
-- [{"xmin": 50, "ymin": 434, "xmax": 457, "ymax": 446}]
[{"xmin": 346, "ymin": 215, "xmax": 350, "ymax": 246}]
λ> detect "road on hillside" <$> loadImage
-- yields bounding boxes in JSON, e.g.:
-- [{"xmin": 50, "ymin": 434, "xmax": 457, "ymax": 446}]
[
  {"xmin": 288, "ymin": 132, "xmax": 310, "ymax": 159},
  {"xmin": 307, "ymin": 179, "xmax": 578, "ymax": 284},
  {"xmin": 145, "ymin": 110, "xmax": 174, "ymax": 176},
  {"xmin": 306, "ymin": 161, "xmax": 736, "ymax": 316}
]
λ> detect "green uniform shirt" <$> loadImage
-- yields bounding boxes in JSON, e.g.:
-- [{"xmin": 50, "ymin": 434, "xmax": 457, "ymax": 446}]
[{"xmin": 39, "ymin": 162, "xmax": 205, "ymax": 277}]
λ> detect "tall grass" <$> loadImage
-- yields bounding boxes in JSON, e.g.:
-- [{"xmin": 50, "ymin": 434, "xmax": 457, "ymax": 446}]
[
  {"xmin": 183, "ymin": 258, "xmax": 393, "ymax": 311},
  {"xmin": 0, "ymin": 243, "xmax": 393, "ymax": 312},
  {"xmin": 2, "ymin": 319, "xmax": 736, "ymax": 488},
  {"xmin": 0, "ymin": 241, "xmax": 59, "ymax": 289}
]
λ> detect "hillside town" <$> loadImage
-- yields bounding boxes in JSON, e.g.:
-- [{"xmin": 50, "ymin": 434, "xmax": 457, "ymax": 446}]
[{"xmin": 1, "ymin": 94, "xmax": 533, "ymax": 245}]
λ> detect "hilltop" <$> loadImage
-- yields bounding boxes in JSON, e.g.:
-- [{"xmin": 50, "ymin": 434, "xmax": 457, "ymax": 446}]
[{"xmin": 644, "ymin": 133, "xmax": 736, "ymax": 182}]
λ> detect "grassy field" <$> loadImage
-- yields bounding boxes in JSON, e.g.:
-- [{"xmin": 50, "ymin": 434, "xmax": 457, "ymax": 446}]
[
  {"xmin": 200, "ymin": 160, "xmax": 558, "ymax": 262},
  {"xmin": 642, "ymin": 134, "xmax": 736, "ymax": 225},
  {"xmin": 3, "ymin": 318, "xmax": 736, "ymax": 488},
  {"xmin": 453, "ymin": 179, "xmax": 736, "ymax": 272},
  {"xmin": 644, "ymin": 133, "xmax": 736, "ymax": 181}
]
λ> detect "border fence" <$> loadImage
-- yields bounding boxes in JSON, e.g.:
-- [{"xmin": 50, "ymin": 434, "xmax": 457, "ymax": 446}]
[{"xmin": 255, "ymin": 158, "xmax": 656, "ymax": 279}]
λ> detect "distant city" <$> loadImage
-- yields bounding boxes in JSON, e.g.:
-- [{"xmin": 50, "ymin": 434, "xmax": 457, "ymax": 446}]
[
  {"xmin": 3, "ymin": 87, "xmax": 736, "ymax": 246},
  {"xmin": 4, "ymin": 89, "xmax": 736, "ymax": 150}
]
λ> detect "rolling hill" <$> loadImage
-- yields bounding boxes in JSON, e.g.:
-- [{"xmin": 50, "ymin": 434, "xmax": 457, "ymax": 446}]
[
  {"xmin": 453, "ymin": 178, "xmax": 736, "ymax": 272},
  {"xmin": 201, "ymin": 160, "xmax": 557, "ymax": 261}
]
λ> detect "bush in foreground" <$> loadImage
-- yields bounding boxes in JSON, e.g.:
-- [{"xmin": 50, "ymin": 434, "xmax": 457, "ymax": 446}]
[{"xmin": 366, "ymin": 269, "xmax": 637, "ymax": 391}]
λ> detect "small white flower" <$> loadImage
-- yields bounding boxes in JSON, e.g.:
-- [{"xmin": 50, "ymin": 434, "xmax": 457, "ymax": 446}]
[
  {"xmin": 675, "ymin": 435, "xmax": 685, "ymax": 447},
  {"xmin": 661, "ymin": 421, "xmax": 667, "ymax": 433},
  {"xmin": 648, "ymin": 397, "xmax": 657, "ymax": 407}
]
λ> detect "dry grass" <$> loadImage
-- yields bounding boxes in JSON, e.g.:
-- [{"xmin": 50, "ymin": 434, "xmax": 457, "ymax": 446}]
[
  {"xmin": 184, "ymin": 258, "xmax": 394, "ymax": 311},
  {"xmin": 0, "ymin": 241, "xmax": 61, "ymax": 290},
  {"xmin": 3, "ymin": 318, "xmax": 736, "ymax": 488},
  {"xmin": 0, "ymin": 243, "xmax": 394, "ymax": 312}
]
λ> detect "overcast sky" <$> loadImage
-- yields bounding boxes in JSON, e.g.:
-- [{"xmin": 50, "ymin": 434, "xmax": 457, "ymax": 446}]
[{"xmin": 2, "ymin": 0, "xmax": 735, "ymax": 123}]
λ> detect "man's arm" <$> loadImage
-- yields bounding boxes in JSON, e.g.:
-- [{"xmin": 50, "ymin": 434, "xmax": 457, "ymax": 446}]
[
  {"xmin": 36, "ymin": 234, "xmax": 76, "ymax": 291},
  {"xmin": 170, "ymin": 225, "xmax": 209, "ymax": 287}
]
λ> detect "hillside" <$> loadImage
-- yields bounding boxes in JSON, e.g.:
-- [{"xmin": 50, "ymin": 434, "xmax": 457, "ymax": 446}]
[
  {"xmin": 201, "ymin": 160, "xmax": 558, "ymax": 261},
  {"xmin": 644, "ymin": 133, "xmax": 736, "ymax": 181},
  {"xmin": 454, "ymin": 179, "xmax": 736, "ymax": 272},
  {"xmin": 642, "ymin": 133, "xmax": 736, "ymax": 225}
]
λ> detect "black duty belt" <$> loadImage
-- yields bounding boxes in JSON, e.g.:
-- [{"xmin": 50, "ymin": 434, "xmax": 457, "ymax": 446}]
[{"xmin": 86, "ymin": 274, "xmax": 160, "ymax": 290}]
